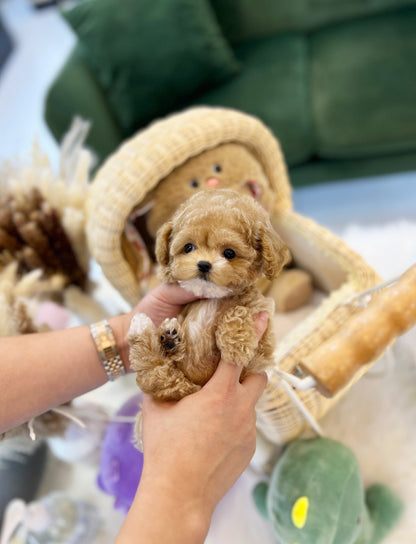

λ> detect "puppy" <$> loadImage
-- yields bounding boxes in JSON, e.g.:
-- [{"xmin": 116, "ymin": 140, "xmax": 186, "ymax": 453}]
[{"xmin": 127, "ymin": 189, "xmax": 290, "ymax": 401}]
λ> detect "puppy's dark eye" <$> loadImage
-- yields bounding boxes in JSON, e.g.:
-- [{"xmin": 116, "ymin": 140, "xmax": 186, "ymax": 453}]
[
  {"xmin": 223, "ymin": 248, "xmax": 236, "ymax": 260},
  {"xmin": 184, "ymin": 243, "xmax": 195, "ymax": 254},
  {"xmin": 190, "ymin": 179, "xmax": 199, "ymax": 188},
  {"xmin": 213, "ymin": 164, "xmax": 222, "ymax": 173}
]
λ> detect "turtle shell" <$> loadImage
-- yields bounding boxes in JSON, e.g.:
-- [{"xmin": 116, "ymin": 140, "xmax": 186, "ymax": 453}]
[{"xmin": 267, "ymin": 438, "xmax": 364, "ymax": 544}]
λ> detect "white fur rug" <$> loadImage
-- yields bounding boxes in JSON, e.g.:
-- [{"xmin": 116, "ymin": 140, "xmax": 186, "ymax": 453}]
[
  {"xmin": 207, "ymin": 218, "xmax": 416, "ymax": 544},
  {"xmin": 319, "ymin": 220, "xmax": 416, "ymax": 544},
  {"xmin": 32, "ymin": 219, "xmax": 416, "ymax": 544}
]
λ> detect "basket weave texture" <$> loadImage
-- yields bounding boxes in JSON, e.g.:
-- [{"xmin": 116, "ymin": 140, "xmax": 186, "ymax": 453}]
[
  {"xmin": 87, "ymin": 107, "xmax": 292, "ymax": 303},
  {"xmin": 86, "ymin": 107, "xmax": 381, "ymax": 445}
]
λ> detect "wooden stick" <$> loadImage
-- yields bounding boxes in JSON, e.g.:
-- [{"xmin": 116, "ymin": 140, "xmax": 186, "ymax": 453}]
[{"xmin": 300, "ymin": 264, "xmax": 416, "ymax": 397}]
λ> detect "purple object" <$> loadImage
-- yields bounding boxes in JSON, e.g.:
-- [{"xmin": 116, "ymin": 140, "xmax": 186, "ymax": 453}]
[{"xmin": 97, "ymin": 393, "xmax": 144, "ymax": 513}]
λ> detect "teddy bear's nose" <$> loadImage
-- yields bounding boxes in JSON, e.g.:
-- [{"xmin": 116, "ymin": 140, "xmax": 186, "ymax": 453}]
[
  {"xmin": 206, "ymin": 177, "xmax": 220, "ymax": 188},
  {"xmin": 198, "ymin": 261, "xmax": 212, "ymax": 274}
]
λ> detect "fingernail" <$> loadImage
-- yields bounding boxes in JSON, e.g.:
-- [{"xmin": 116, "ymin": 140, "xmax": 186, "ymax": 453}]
[
  {"xmin": 257, "ymin": 311, "xmax": 268, "ymax": 323},
  {"xmin": 255, "ymin": 311, "xmax": 269, "ymax": 339}
]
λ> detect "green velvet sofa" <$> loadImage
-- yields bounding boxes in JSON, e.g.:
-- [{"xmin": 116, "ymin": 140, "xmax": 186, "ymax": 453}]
[{"xmin": 44, "ymin": 0, "xmax": 416, "ymax": 186}]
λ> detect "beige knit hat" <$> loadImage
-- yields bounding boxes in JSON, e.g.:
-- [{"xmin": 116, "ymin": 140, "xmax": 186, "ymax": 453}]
[{"xmin": 86, "ymin": 107, "xmax": 292, "ymax": 304}]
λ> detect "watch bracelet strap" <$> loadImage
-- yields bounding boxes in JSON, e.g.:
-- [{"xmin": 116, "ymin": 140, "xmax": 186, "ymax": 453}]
[{"xmin": 90, "ymin": 319, "xmax": 126, "ymax": 381}]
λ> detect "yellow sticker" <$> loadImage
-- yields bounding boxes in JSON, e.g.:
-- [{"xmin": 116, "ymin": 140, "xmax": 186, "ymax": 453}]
[{"xmin": 291, "ymin": 496, "xmax": 309, "ymax": 529}]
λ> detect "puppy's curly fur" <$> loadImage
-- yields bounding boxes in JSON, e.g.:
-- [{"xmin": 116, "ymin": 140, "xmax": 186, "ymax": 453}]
[{"xmin": 128, "ymin": 189, "xmax": 290, "ymax": 401}]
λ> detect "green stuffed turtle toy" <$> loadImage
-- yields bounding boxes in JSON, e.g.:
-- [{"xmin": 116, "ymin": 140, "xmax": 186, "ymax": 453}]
[{"xmin": 253, "ymin": 438, "xmax": 403, "ymax": 544}]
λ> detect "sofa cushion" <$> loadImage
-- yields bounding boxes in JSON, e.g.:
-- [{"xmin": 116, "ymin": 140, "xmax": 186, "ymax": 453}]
[
  {"xmin": 45, "ymin": 44, "xmax": 124, "ymax": 161},
  {"xmin": 290, "ymin": 151, "xmax": 416, "ymax": 186},
  {"xmin": 63, "ymin": 0, "xmax": 240, "ymax": 134},
  {"xmin": 195, "ymin": 34, "xmax": 313, "ymax": 166},
  {"xmin": 311, "ymin": 8, "xmax": 416, "ymax": 159},
  {"xmin": 210, "ymin": 0, "xmax": 416, "ymax": 44}
]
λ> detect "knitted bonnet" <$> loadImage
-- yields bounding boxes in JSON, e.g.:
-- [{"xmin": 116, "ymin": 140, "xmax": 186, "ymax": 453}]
[{"xmin": 86, "ymin": 107, "xmax": 292, "ymax": 304}]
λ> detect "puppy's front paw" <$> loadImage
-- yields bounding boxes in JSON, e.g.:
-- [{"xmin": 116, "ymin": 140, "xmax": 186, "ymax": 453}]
[
  {"xmin": 159, "ymin": 318, "xmax": 182, "ymax": 353},
  {"xmin": 128, "ymin": 313, "xmax": 154, "ymax": 338},
  {"xmin": 216, "ymin": 306, "xmax": 258, "ymax": 365},
  {"xmin": 127, "ymin": 313, "xmax": 158, "ymax": 374}
]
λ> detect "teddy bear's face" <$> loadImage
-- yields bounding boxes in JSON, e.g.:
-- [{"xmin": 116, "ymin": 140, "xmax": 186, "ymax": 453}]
[{"xmin": 144, "ymin": 143, "xmax": 275, "ymax": 239}]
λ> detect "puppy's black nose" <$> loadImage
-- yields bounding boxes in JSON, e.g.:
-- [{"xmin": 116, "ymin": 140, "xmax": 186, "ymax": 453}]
[{"xmin": 198, "ymin": 261, "xmax": 212, "ymax": 274}]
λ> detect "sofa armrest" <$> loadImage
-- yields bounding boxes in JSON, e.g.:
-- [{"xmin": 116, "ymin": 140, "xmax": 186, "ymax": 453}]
[{"xmin": 44, "ymin": 44, "xmax": 124, "ymax": 162}]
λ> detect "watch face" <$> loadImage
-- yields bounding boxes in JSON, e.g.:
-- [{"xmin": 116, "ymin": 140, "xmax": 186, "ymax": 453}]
[
  {"xmin": 91, "ymin": 321, "xmax": 125, "ymax": 380},
  {"xmin": 100, "ymin": 336, "xmax": 115, "ymax": 356}
]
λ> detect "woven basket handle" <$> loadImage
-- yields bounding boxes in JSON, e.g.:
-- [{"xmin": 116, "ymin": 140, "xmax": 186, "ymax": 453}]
[{"xmin": 300, "ymin": 263, "xmax": 416, "ymax": 397}]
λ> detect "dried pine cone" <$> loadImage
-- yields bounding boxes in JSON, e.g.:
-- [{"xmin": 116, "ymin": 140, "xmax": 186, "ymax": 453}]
[
  {"xmin": 0, "ymin": 188, "xmax": 87, "ymax": 288},
  {"xmin": 12, "ymin": 299, "xmax": 37, "ymax": 334}
]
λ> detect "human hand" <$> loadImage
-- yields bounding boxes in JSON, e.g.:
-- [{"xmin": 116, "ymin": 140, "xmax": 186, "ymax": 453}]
[
  {"xmin": 114, "ymin": 283, "xmax": 199, "ymax": 371},
  {"xmin": 132, "ymin": 283, "xmax": 199, "ymax": 327},
  {"xmin": 137, "ymin": 312, "xmax": 269, "ymax": 539}
]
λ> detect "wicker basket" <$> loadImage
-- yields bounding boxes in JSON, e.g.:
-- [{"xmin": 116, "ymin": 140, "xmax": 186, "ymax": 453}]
[{"xmin": 86, "ymin": 107, "xmax": 382, "ymax": 445}]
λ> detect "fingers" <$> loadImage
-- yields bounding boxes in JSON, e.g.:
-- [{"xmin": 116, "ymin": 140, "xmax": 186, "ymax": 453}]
[
  {"xmin": 154, "ymin": 283, "xmax": 200, "ymax": 306},
  {"xmin": 208, "ymin": 311, "xmax": 270, "ymax": 390},
  {"xmin": 240, "ymin": 371, "xmax": 268, "ymax": 405},
  {"xmin": 134, "ymin": 283, "xmax": 200, "ymax": 328},
  {"xmin": 240, "ymin": 311, "xmax": 269, "ymax": 402},
  {"xmin": 210, "ymin": 357, "xmax": 243, "ymax": 388},
  {"xmin": 253, "ymin": 311, "xmax": 269, "ymax": 342},
  {"xmin": 205, "ymin": 359, "xmax": 267, "ymax": 413}
]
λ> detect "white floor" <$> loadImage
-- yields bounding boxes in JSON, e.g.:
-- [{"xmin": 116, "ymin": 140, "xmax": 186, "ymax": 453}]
[{"xmin": 1, "ymin": 1, "xmax": 416, "ymax": 543}]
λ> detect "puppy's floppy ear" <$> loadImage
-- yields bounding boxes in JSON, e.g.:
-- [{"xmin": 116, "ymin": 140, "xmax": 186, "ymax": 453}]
[
  {"xmin": 155, "ymin": 221, "xmax": 173, "ymax": 268},
  {"xmin": 257, "ymin": 225, "xmax": 291, "ymax": 280}
]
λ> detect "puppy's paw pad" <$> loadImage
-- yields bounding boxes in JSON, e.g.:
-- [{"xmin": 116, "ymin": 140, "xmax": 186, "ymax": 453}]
[
  {"xmin": 128, "ymin": 313, "xmax": 153, "ymax": 337},
  {"xmin": 159, "ymin": 318, "xmax": 181, "ymax": 352}
]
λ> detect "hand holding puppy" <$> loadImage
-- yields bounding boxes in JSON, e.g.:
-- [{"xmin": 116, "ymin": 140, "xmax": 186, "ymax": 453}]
[
  {"xmin": 128, "ymin": 189, "xmax": 290, "ymax": 401},
  {"xmin": 116, "ymin": 313, "xmax": 269, "ymax": 544}
]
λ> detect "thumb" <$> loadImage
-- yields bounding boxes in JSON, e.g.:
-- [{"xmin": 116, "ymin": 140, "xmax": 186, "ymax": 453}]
[
  {"xmin": 207, "ymin": 311, "xmax": 270, "ymax": 388},
  {"xmin": 254, "ymin": 311, "xmax": 269, "ymax": 341}
]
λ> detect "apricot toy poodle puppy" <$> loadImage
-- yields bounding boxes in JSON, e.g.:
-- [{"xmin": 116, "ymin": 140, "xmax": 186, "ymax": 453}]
[{"xmin": 127, "ymin": 189, "xmax": 290, "ymax": 401}]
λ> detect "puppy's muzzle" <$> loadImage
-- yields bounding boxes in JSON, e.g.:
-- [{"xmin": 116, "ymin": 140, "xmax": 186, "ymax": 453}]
[{"xmin": 198, "ymin": 261, "xmax": 212, "ymax": 276}]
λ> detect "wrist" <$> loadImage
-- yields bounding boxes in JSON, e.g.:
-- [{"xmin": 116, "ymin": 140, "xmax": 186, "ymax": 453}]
[
  {"xmin": 108, "ymin": 312, "xmax": 134, "ymax": 373},
  {"xmin": 131, "ymin": 472, "xmax": 211, "ymax": 543}
]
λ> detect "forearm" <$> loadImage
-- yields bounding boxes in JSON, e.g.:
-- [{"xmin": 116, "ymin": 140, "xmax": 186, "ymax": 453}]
[
  {"xmin": 115, "ymin": 472, "xmax": 211, "ymax": 544},
  {"xmin": 0, "ymin": 313, "xmax": 131, "ymax": 434},
  {"xmin": 0, "ymin": 283, "xmax": 198, "ymax": 435}
]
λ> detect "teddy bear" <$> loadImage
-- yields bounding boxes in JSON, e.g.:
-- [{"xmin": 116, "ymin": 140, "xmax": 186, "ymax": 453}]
[
  {"xmin": 122, "ymin": 141, "xmax": 312, "ymax": 312},
  {"xmin": 127, "ymin": 189, "xmax": 290, "ymax": 401}
]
